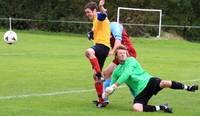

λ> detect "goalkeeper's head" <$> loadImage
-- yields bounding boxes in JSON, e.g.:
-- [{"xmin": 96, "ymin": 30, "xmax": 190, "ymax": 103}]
[
  {"xmin": 115, "ymin": 45, "xmax": 129, "ymax": 64},
  {"xmin": 84, "ymin": 2, "xmax": 98, "ymax": 21}
]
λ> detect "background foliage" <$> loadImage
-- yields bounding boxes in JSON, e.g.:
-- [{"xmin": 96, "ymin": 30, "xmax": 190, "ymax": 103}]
[{"xmin": 0, "ymin": 0, "xmax": 199, "ymax": 41}]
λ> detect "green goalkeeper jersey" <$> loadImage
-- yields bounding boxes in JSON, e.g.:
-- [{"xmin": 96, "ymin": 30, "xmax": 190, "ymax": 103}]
[{"xmin": 111, "ymin": 57, "xmax": 151, "ymax": 97}]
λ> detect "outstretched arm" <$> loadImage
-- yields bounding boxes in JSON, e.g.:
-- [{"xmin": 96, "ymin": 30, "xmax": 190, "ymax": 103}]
[
  {"xmin": 109, "ymin": 22, "xmax": 123, "ymax": 56},
  {"xmin": 99, "ymin": 0, "xmax": 107, "ymax": 15},
  {"xmin": 97, "ymin": 0, "xmax": 108, "ymax": 21},
  {"xmin": 102, "ymin": 59, "xmax": 135, "ymax": 99},
  {"xmin": 109, "ymin": 40, "xmax": 121, "ymax": 56}
]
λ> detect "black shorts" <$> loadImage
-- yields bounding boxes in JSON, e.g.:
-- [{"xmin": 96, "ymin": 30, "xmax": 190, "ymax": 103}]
[
  {"xmin": 133, "ymin": 77, "xmax": 163, "ymax": 105},
  {"xmin": 91, "ymin": 44, "xmax": 110, "ymax": 70}
]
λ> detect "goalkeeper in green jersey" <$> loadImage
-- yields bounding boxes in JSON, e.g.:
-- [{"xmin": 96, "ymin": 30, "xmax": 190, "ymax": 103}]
[{"xmin": 102, "ymin": 45, "xmax": 198, "ymax": 113}]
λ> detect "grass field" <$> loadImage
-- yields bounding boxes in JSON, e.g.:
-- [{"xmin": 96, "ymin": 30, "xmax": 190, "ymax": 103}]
[{"xmin": 0, "ymin": 30, "xmax": 200, "ymax": 116}]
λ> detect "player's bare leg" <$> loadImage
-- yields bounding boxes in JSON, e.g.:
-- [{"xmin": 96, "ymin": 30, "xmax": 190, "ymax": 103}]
[
  {"xmin": 132, "ymin": 103, "xmax": 173, "ymax": 113},
  {"xmin": 103, "ymin": 62, "xmax": 117, "ymax": 80},
  {"xmin": 85, "ymin": 48, "xmax": 105, "ymax": 107},
  {"xmin": 159, "ymin": 80, "xmax": 198, "ymax": 92},
  {"xmin": 102, "ymin": 62, "xmax": 117, "ymax": 103}
]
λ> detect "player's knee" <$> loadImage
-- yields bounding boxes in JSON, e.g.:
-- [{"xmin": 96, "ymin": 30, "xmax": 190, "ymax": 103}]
[
  {"xmin": 102, "ymin": 71, "xmax": 107, "ymax": 78},
  {"xmin": 132, "ymin": 104, "xmax": 143, "ymax": 112},
  {"xmin": 103, "ymin": 70, "xmax": 111, "ymax": 79},
  {"xmin": 85, "ymin": 49, "xmax": 94, "ymax": 58},
  {"xmin": 160, "ymin": 80, "xmax": 171, "ymax": 88}
]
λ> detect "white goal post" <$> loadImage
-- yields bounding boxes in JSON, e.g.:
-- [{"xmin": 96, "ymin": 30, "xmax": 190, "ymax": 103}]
[{"xmin": 117, "ymin": 7, "xmax": 162, "ymax": 38}]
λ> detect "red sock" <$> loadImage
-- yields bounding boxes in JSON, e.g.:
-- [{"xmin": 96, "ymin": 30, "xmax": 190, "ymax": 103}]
[
  {"xmin": 89, "ymin": 58, "xmax": 101, "ymax": 73},
  {"xmin": 95, "ymin": 82, "xmax": 104, "ymax": 103},
  {"xmin": 90, "ymin": 58, "xmax": 103, "ymax": 102}
]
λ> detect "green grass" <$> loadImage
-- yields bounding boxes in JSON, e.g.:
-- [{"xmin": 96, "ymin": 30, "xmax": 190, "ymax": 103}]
[{"xmin": 0, "ymin": 30, "xmax": 200, "ymax": 116}]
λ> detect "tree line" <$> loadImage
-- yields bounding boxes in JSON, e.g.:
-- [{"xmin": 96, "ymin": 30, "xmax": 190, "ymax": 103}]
[{"xmin": 0, "ymin": 0, "xmax": 199, "ymax": 41}]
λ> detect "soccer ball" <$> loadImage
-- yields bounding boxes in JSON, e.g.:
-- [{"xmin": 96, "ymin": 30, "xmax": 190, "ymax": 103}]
[{"xmin": 3, "ymin": 31, "xmax": 17, "ymax": 44}]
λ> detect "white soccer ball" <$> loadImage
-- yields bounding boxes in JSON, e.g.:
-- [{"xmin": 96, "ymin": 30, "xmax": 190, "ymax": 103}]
[{"xmin": 3, "ymin": 31, "xmax": 17, "ymax": 44}]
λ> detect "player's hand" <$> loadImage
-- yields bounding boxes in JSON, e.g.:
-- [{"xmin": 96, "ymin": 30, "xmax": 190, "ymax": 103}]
[
  {"xmin": 103, "ymin": 83, "xmax": 118, "ymax": 99},
  {"xmin": 87, "ymin": 31, "xmax": 94, "ymax": 40},
  {"xmin": 99, "ymin": 0, "xmax": 107, "ymax": 14},
  {"xmin": 108, "ymin": 50, "xmax": 114, "ymax": 56},
  {"xmin": 105, "ymin": 86, "xmax": 114, "ymax": 94},
  {"xmin": 99, "ymin": 0, "xmax": 105, "ymax": 6}
]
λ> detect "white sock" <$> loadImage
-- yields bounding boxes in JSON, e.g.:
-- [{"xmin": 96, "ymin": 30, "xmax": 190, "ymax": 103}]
[
  {"xmin": 184, "ymin": 85, "xmax": 188, "ymax": 90},
  {"xmin": 155, "ymin": 106, "xmax": 160, "ymax": 111}
]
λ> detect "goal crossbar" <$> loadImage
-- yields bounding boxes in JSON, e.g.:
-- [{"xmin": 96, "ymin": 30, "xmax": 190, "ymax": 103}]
[{"xmin": 117, "ymin": 7, "xmax": 162, "ymax": 38}]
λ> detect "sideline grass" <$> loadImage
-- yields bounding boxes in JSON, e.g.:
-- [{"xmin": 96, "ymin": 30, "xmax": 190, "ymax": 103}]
[{"xmin": 0, "ymin": 30, "xmax": 199, "ymax": 116}]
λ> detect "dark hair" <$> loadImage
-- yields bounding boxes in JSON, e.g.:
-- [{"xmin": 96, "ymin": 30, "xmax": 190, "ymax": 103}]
[{"xmin": 84, "ymin": 1, "xmax": 98, "ymax": 11}]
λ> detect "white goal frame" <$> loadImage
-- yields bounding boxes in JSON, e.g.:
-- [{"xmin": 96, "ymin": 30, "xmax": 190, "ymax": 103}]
[{"xmin": 117, "ymin": 7, "xmax": 162, "ymax": 38}]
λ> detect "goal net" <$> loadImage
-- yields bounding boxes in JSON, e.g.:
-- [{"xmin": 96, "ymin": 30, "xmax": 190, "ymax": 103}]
[{"xmin": 117, "ymin": 7, "xmax": 162, "ymax": 38}]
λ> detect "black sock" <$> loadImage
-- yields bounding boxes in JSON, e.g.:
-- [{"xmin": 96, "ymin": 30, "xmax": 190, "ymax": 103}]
[
  {"xmin": 143, "ymin": 105, "xmax": 156, "ymax": 112},
  {"xmin": 95, "ymin": 72, "xmax": 102, "ymax": 81},
  {"xmin": 170, "ymin": 81, "xmax": 184, "ymax": 89},
  {"xmin": 187, "ymin": 85, "xmax": 198, "ymax": 91},
  {"xmin": 160, "ymin": 105, "xmax": 165, "ymax": 110}
]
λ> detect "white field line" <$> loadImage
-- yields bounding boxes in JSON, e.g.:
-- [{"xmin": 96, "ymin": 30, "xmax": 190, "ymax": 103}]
[
  {"xmin": 0, "ymin": 78, "xmax": 199, "ymax": 100},
  {"xmin": 181, "ymin": 78, "xmax": 200, "ymax": 83},
  {"xmin": 0, "ymin": 89, "xmax": 95, "ymax": 100}
]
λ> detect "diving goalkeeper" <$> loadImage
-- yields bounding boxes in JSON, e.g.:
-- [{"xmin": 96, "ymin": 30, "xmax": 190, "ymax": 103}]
[{"xmin": 103, "ymin": 45, "xmax": 198, "ymax": 113}]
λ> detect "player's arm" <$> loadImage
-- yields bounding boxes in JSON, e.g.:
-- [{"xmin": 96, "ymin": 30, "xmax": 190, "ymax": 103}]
[
  {"xmin": 103, "ymin": 59, "xmax": 135, "ymax": 98},
  {"xmin": 97, "ymin": 0, "xmax": 107, "ymax": 21},
  {"xmin": 109, "ymin": 23, "xmax": 123, "ymax": 56},
  {"xmin": 110, "ymin": 67, "xmax": 119, "ymax": 85},
  {"xmin": 102, "ymin": 67, "xmax": 119, "ymax": 99},
  {"xmin": 109, "ymin": 40, "xmax": 121, "ymax": 56},
  {"xmin": 87, "ymin": 28, "xmax": 94, "ymax": 41},
  {"xmin": 99, "ymin": 0, "xmax": 107, "ymax": 15},
  {"xmin": 87, "ymin": 31, "xmax": 93, "ymax": 40},
  {"xmin": 116, "ymin": 60, "xmax": 134, "ymax": 85}
]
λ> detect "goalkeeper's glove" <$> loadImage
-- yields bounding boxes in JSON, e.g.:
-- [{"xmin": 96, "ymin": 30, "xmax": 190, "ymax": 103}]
[
  {"xmin": 102, "ymin": 83, "xmax": 118, "ymax": 99},
  {"xmin": 87, "ymin": 31, "xmax": 94, "ymax": 40}
]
